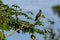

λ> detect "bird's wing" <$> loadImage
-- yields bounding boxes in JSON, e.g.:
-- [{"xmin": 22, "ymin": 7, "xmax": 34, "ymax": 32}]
[{"xmin": 35, "ymin": 12, "xmax": 42, "ymax": 21}]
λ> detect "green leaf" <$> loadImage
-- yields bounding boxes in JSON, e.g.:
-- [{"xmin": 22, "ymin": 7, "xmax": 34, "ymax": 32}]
[
  {"xmin": 20, "ymin": 12, "xmax": 33, "ymax": 20},
  {"xmin": 12, "ymin": 5, "xmax": 20, "ymax": 8},
  {"xmin": 42, "ymin": 15, "xmax": 45, "ymax": 18},
  {"xmin": 20, "ymin": 12, "xmax": 28, "ymax": 17},
  {"xmin": 27, "ymin": 16, "xmax": 33, "ymax": 20},
  {"xmin": 0, "ymin": 32, "xmax": 5, "ymax": 40},
  {"xmin": 36, "ymin": 29, "xmax": 44, "ymax": 35},
  {"xmin": 27, "ymin": 11, "xmax": 34, "ymax": 15},
  {"xmin": 52, "ymin": 5, "xmax": 60, "ymax": 17},
  {"xmin": 34, "ymin": 20, "xmax": 43, "ymax": 26},
  {"xmin": 0, "ymin": 0, "xmax": 47, "ymax": 39},
  {"xmin": 0, "ymin": 0, "xmax": 3, "ymax": 4}
]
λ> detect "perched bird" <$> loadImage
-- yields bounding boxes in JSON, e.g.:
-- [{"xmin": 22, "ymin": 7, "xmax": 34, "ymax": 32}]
[
  {"xmin": 35, "ymin": 9, "xmax": 42, "ymax": 21},
  {"xmin": 31, "ymin": 34, "xmax": 36, "ymax": 40}
]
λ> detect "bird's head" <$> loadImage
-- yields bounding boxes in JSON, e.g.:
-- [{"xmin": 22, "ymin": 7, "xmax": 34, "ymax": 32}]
[{"xmin": 39, "ymin": 9, "xmax": 42, "ymax": 12}]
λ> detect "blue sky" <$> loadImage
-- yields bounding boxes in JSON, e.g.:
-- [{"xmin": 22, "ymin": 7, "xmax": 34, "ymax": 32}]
[{"xmin": 2, "ymin": 0, "xmax": 60, "ymax": 40}]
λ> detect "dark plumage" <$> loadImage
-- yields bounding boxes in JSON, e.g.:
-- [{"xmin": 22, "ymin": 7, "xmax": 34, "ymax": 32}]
[
  {"xmin": 31, "ymin": 34, "xmax": 35, "ymax": 39},
  {"xmin": 35, "ymin": 10, "xmax": 42, "ymax": 21}
]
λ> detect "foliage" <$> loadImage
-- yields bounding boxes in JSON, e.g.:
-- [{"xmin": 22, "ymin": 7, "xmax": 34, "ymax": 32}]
[
  {"xmin": 52, "ymin": 5, "xmax": 60, "ymax": 17},
  {"xmin": 0, "ymin": 0, "xmax": 49, "ymax": 40},
  {"xmin": 0, "ymin": 32, "xmax": 5, "ymax": 40}
]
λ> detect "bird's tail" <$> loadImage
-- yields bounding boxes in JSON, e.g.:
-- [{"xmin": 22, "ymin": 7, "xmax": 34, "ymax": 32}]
[{"xmin": 35, "ymin": 17, "xmax": 37, "ymax": 21}]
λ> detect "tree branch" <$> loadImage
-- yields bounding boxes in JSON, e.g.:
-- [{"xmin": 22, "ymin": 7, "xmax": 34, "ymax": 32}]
[
  {"xmin": 5, "ymin": 24, "xmax": 25, "ymax": 37},
  {"xmin": 6, "ymin": 28, "xmax": 20, "ymax": 37}
]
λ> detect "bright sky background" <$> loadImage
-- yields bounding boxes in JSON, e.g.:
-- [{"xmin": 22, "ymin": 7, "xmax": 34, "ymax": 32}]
[{"xmin": 2, "ymin": 0, "xmax": 60, "ymax": 40}]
